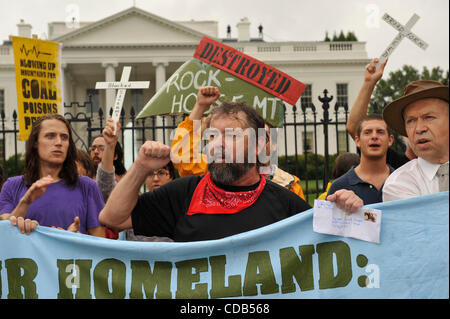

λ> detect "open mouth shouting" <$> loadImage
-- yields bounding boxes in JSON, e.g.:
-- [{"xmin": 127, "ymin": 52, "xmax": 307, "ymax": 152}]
[
  {"xmin": 415, "ymin": 138, "xmax": 431, "ymax": 148},
  {"xmin": 368, "ymin": 143, "xmax": 381, "ymax": 149}
]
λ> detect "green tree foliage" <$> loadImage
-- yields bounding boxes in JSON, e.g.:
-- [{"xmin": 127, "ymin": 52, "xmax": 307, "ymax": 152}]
[
  {"xmin": 327, "ymin": 30, "xmax": 358, "ymax": 42},
  {"xmin": 278, "ymin": 153, "xmax": 339, "ymax": 181},
  {"xmin": 0, "ymin": 153, "xmax": 25, "ymax": 180},
  {"xmin": 346, "ymin": 31, "xmax": 358, "ymax": 41},
  {"xmin": 337, "ymin": 30, "xmax": 346, "ymax": 41}
]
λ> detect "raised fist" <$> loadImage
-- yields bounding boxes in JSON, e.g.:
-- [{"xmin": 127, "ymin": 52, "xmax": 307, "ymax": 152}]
[
  {"xmin": 135, "ymin": 141, "xmax": 171, "ymax": 173},
  {"xmin": 197, "ymin": 86, "xmax": 220, "ymax": 110}
]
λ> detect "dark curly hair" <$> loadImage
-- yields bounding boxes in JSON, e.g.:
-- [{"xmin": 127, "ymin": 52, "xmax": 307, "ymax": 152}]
[{"xmin": 23, "ymin": 114, "xmax": 78, "ymax": 187}]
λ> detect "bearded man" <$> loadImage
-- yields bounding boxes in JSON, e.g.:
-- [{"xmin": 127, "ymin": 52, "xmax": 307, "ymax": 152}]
[{"xmin": 99, "ymin": 102, "xmax": 362, "ymax": 242}]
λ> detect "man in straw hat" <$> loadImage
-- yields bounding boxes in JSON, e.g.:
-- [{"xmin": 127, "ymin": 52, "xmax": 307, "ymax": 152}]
[{"xmin": 382, "ymin": 80, "xmax": 449, "ymax": 201}]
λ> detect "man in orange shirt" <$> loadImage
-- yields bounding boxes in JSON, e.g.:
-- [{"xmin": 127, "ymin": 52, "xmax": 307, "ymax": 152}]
[{"xmin": 170, "ymin": 86, "xmax": 305, "ymax": 200}]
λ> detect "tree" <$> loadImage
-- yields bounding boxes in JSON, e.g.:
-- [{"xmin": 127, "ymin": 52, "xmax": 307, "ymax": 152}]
[
  {"xmin": 337, "ymin": 30, "xmax": 346, "ymax": 41},
  {"xmin": 346, "ymin": 31, "xmax": 358, "ymax": 41},
  {"xmin": 371, "ymin": 65, "xmax": 448, "ymax": 108},
  {"xmin": 0, "ymin": 153, "xmax": 25, "ymax": 179},
  {"xmin": 370, "ymin": 65, "xmax": 449, "ymax": 152},
  {"xmin": 332, "ymin": 31, "xmax": 338, "ymax": 42},
  {"xmin": 328, "ymin": 30, "xmax": 359, "ymax": 42}
]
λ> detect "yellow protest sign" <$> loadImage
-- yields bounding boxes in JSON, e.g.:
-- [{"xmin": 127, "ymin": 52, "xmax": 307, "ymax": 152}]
[{"xmin": 12, "ymin": 36, "xmax": 63, "ymax": 141}]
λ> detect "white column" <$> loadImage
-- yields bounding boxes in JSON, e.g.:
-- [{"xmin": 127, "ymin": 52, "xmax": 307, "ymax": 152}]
[
  {"xmin": 101, "ymin": 62, "xmax": 118, "ymax": 112},
  {"xmin": 153, "ymin": 61, "xmax": 168, "ymax": 90},
  {"xmin": 61, "ymin": 63, "xmax": 69, "ymax": 112},
  {"xmin": 152, "ymin": 61, "xmax": 168, "ymax": 142}
]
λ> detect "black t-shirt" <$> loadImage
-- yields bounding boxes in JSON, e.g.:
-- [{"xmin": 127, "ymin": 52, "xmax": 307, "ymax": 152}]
[
  {"xmin": 386, "ymin": 148, "xmax": 409, "ymax": 169},
  {"xmin": 131, "ymin": 175, "xmax": 311, "ymax": 242}
]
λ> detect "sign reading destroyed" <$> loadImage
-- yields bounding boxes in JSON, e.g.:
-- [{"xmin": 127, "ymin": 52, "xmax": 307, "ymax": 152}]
[
  {"xmin": 194, "ymin": 37, "xmax": 306, "ymax": 106},
  {"xmin": 138, "ymin": 37, "xmax": 307, "ymax": 127}
]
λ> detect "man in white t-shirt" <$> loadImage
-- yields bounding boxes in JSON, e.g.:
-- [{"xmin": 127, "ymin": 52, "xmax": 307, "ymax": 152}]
[{"xmin": 382, "ymin": 80, "xmax": 449, "ymax": 201}]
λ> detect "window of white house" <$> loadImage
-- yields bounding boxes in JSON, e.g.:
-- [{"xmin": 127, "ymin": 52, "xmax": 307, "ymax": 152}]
[
  {"xmin": 130, "ymin": 89, "xmax": 144, "ymax": 114},
  {"xmin": 336, "ymin": 83, "xmax": 348, "ymax": 106},
  {"xmin": 0, "ymin": 89, "xmax": 4, "ymax": 115},
  {"xmin": 337, "ymin": 130, "xmax": 348, "ymax": 153},
  {"xmin": 86, "ymin": 89, "xmax": 100, "ymax": 114},
  {"xmin": 302, "ymin": 131, "xmax": 315, "ymax": 153},
  {"xmin": 301, "ymin": 84, "xmax": 313, "ymax": 108}
]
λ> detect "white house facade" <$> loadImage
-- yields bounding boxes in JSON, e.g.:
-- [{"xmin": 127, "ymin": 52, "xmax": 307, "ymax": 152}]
[{"xmin": 0, "ymin": 6, "xmax": 370, "ymax": 163}]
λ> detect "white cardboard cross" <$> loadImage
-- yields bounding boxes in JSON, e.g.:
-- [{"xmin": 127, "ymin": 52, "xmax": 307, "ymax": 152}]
[
  {"xmin": 377, "ymin": 13, "xmax": 428, "ymax": 69},
  {"xmin": 95, "ymin": 66, "xmax": 150, "ymax": 134}
]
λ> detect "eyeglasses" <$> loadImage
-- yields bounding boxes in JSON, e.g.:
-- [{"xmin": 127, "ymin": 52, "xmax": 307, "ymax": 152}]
[
  {"xmin": 90, "ymin": 145, "xmax": 105, "ymax": 152},
  {"xmin": 148, "ymin": 169, "xmax": 170, "ymax": 179}
]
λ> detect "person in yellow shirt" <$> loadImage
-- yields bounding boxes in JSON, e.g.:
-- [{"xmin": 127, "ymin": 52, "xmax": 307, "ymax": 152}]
[{"xmin": 171, "ymin": 86, "xmax": 305, "ymax": 200}]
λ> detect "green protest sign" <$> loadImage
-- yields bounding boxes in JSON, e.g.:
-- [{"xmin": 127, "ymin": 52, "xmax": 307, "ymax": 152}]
[{"xmin": 137, "ymin": 59, "xmax": 284, "ymax": 127}]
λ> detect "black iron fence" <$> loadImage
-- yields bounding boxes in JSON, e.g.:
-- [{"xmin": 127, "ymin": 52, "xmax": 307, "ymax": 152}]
[{"xmin": 0, "ymin": 89, "xmax": 351, "ymax": 202}]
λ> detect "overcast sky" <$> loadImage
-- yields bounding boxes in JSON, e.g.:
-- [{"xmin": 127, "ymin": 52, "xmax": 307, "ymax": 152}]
[{"xmin": 1, "ymin": 0, "xmax": 448, "ymax": 75}]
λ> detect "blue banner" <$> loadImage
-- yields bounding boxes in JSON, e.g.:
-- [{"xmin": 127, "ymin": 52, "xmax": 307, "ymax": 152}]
[{"xmin": 0, "ymin": 192, "xmax": 448, "ymax": 299}]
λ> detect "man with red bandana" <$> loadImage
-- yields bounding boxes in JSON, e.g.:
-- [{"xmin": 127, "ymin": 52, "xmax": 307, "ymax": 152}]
[{"xmin": 99, "ymin": 101, "xmax": 362, "ymax": 242}]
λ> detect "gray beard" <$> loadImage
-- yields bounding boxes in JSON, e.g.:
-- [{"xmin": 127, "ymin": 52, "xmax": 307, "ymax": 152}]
[{"xmin": 208, "ymin": 162, "xmax": 255, "ymax": 185}]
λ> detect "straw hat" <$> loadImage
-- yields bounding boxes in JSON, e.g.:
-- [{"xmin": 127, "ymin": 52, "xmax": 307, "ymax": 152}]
[{"xmin": 382, "ymin": 80, "xmax": 449, "ymax": 136}]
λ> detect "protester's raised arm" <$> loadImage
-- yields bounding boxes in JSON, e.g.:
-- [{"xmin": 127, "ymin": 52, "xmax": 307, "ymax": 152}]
[
  {"xmin": 101, "ymin": 118, "xmax": 120, "ymax": 173},
  {"xmin": 189, "ymin": 86, "xmax": 220, "ymax": 121},
  {"xmin": 99, "ymin": 141, "xmax": 171, "ymax": 229},
  {"xmin": 170, "ymin": 86, "xmax": 218, "ymax": 177},
  {"xmin": 347, "ymin": 58, "xmax": 387, "ymax": 139}
]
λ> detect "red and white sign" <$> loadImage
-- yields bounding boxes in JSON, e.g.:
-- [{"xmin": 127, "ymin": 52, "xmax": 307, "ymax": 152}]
[{"xmin": 194, "ymin": 37, "xmax": 306, "ymax": 106}]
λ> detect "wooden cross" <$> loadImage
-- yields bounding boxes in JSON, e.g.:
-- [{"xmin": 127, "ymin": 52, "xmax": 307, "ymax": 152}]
[
  {"xmin": 96, "ymin": 66, "xmax": 150, "ymax": 134},
  {"xmin": 377, "ymin": 13, "xmax": 428, "ymax": 68}
]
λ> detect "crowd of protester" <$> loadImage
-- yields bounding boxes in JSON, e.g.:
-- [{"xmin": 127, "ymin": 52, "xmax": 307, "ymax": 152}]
[{"xmin": 0, "ymin": 58, "xmax": 448, "ymax": 242}]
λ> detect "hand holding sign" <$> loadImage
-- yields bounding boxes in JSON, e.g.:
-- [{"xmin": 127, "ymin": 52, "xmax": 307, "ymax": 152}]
[
  {"xmin": 326, "ymin": 189, "xmax": 364, "ymax": 214},
  {"xmin": 102, "ymin": 118, "xmax": 121, "ymax": 146},
  {"xmin": 9, "ymin": 216, "xmax": 40, "ymax": 235},
  {"xmin": 364, "ymin": 58, "xmax": 387, "ymax": 86}
]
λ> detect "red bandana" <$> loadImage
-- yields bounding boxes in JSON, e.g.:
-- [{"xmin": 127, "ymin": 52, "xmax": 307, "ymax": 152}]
[{"xmin": 187, "ymin": 173, "xmax": 266, "ymax": 215}]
